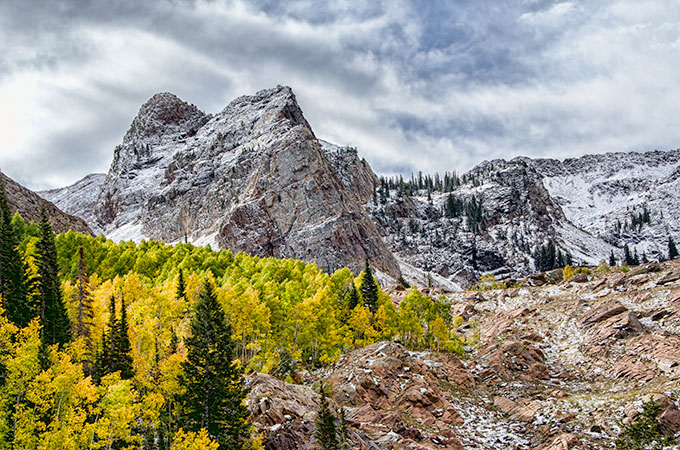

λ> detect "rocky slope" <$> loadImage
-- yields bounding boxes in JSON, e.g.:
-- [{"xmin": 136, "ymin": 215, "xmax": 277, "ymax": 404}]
[
  {"xmin": 249, "ymin": 260, "xmax": 680, "ymax": 449},
  {"xmin": 41, "ymin": 87, "xmax": 400, "ymax": 279},
  {"xmin": 526, "ymin": 150, "xmax": 680, "ymax": 260},
  {"xmin": 40, "ymin": 84, "xmax": 680, "ymax": 288},
  {"xmin": 1, "ymin": 170, "xmax": 92, "ymax": 235},
  {"xmin": 369, "ymin": 160, "xmax": 616, "ymax": 289}
]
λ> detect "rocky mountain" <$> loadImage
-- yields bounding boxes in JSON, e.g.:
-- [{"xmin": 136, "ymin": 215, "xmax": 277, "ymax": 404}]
[
  {"xmin": 40, "ymin": 84, "xmax": 680, "ymax": 289},
  {"xmin": 370, "ymin": 150, "xmax": 680, "ymax": 289},
  {"xmin": 526, "ymin": 150, "xmax": 680, "ymax": 259},
  {"xmin": 41, "ymin": 87, "xmax": 400, "ymax": 279},
  {"xmin": 248, "ymin": 260, "xmax": 680, "ymax": 449},
  {"xmin": 0, "ymin": 170, "xmax": 92, "ymax": 235}
]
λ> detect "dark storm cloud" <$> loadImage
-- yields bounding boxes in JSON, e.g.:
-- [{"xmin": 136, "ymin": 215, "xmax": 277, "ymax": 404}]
[{"xmin": 1, "ymin": 0, "xmax": 679, "ymax": 190}]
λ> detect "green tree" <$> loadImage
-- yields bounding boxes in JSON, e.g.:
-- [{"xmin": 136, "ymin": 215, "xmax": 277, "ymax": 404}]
[
  {"xmin": 179, "ymin": 280, "xmax": 251, "ymax": 449},
  {"xmin": 347, "ymin": 284, "xmax": 359, "ymax": 311},
  {"xmin": 115, "ymin": 297, "xmax": 134, "ymax": 379},
  {"xmin": 177, "ymin": 269, "xmax": 186, "ymax": 300},
  {"xmin": 669, "ymin": 237, "xmax": 678, "ymax": 260},
  {"xmin": 36, "ymin": 207, "xmax": 70, "ymax": 352},
  {"xmin": 0, "ymin": 176, "xmax": 31, "ymax": 327},
  {"xmin": 96, "ymin": 295, "xmax": 134, "ymax": 380},
  {"xmin": 359, "ymin": 258, "xmax": 379, "ymax": 314},
  {"xmin": 314, "ymin": 384, "xmax": 339, "ymax": 450},
  {"xmin": 71, "ymin": 244, "xmax": 95, "ymax": 372},
  {"xmin": 615, "ymin": 400, "xmax": 675, "ymax": 450}
]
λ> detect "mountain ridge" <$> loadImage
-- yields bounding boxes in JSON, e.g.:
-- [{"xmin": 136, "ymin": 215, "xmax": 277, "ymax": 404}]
[{"xmin": 39, "ymin": 86, "xmax": 680, "ymax": 288}]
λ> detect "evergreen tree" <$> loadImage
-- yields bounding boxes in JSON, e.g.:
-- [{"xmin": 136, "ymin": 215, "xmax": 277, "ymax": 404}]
[
  {"xmin": 609, "ymin": 250, "xmax": 617, "ymax": 267},
  {"xmin": 95, "ymin": 296, "xmax": 116, "ymax": 381},
  {"xmin": 115, "ymin": 298, "xmax": 134, "ymax": 379},
  {"xmin": 0, "ymin": 176, "xmax": 30, "ymax": 327},
  {"xmin": 314, "ymin": 384, "xmax": 339, "ymax": 450},
  {"xmin": 168, "ymin": 326, "xmax": 179, "ymax": 355},
  {"xmin": 359, "ymin": 258, "xmax": 379, "ymax": 314},
  {"xmin": 179, "ymin": 281, "xmax": 251, "ymax": 449},
  {"xmin": 36, "ymin": 207, "xmax": 70, "ymax": 350},
  {"xmin": 338, "ymin": 408, "xmax": 350, "ymax": 450},
  {"xmin": 669, "ymin": 236, "xmax": 679, "ymax": 260},
  {"xmin": 347, "ymin": 284, "xmax": 359, "ymax": 311},
  {"xmin": 624, "ymin": 244, "xmax": 634, "ymax": 266},
  {"xmin": 615, "ymin": 400, "xmax": 675, "ymax": 450},
  {"xmin": 96, "ymin": 295, "xmax": 134, "ymax": 379},
  {"xmin": 71, "ymin": 244, "xmax": 94, "ymax": 371},
  {"xmin": 176, "ymin": 269, "xmax": 186, "ymax": 300}
]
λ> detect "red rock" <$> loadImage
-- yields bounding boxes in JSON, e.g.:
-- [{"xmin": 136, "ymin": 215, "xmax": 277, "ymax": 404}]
[{"xmin": 534, "ymin": 433, "xmax": 580, "ymax": 450}]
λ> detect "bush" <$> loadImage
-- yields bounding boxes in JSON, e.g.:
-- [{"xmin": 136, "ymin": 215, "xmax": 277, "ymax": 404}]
[
  {"xmin": 562, "ymin": 265, "xmax": 575, "ymax": 280},
  {"xmin": 596, "ymin": 260, "xmax": 610, "ymax": 274},
  {"xmin": 615, "ymin": 400, "xmax": 675, "ymax": 450},
  {"xmin": 472, "ymin": 274, "xmax": 506, "ymax": 291}
]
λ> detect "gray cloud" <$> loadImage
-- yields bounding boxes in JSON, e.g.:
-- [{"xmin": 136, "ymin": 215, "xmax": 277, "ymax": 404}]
[{"xmin": 1, "ymin": 0, "xmax": 679, "ymax": 190}]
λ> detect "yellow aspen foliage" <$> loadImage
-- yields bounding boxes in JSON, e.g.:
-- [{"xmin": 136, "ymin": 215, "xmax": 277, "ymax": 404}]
[{"xmin": 171, "ymin": 428, "xmax": 219, "ymax": 450}]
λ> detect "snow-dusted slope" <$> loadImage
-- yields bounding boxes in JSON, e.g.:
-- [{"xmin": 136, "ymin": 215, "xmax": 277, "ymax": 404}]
[
  {"xmin": 40, "ymin": 86, "xmax": 401, "ymax": 278},
  {"xmin": 40, "ymin": 173, "xmax": 106, "ymax": 233},
  {"xmin": 527, "ymin": 150, "xmax": 680, "ymax": 260},
  {"xmin": 367, "ymin": 159, "xmax": 617, "ymax": 288}
]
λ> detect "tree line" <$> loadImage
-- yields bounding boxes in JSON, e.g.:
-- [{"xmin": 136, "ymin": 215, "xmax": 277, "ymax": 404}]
[{"xmin": 0, "ymin": 177, "xmax": 467, "ymax": 448}]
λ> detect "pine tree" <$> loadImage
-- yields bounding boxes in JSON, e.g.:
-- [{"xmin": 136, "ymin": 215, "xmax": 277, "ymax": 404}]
[
  {"xmin": 624, "ymin": 244, "xmax": 634, "ymax": 266},
  {"xmin": 96, "ymin": 295, "xmax": 134, "ymax": 380},
  {"xmin": 314, "ymin": 384, "xmax": 339, "ymax": 450},
  {"xmin": 36, "ymin": 207, "xmax": 70, "ymax": 350},
  {"xmin": 115, "ymin": 298, "xmax": 134, "ymax": 379},
  {"xmin": 176, "ymin": 269, "xmax": 186, "ymax": 300},
  {"xmin": 347, "ymin": 284, "xmax": 359, "ymax": 311},
  {"xmin": 168, "ymin": 326, "xmax": 179, "ymax": 355},
  {"xmin": 669, "ymin": 237, "xmax": 679, "ymax": 260},
  {"xmin": 179, "ymin": 280, "xmax": 251, "ymax": 449},
  {"xmin": 338, "ymin": 408, "xmax": 350, "ymax": 450},
  {"xmin": 359, "ymin": 258, "xmax": 379, "ymax": 314},
  {"xmin": 0, "ymin": 176, "xmax": 31, "ymax": 327},
  {"xmin": 71, "ymin": 244, "xmax": 94, "ymax": 372}
]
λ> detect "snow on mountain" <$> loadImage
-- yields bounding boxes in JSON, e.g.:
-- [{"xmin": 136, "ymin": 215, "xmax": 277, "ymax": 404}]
[
  {"xmin": 40, "ymin": 86, "xmax": 401, "ymax": 278},
  {"xmin": 40, "ymin": 173, "xmax": 106, "ymax": 233},
  {"xmin": 527, "ymin": 150, "xmax": 680, "ymax": 261},
  {"xmin": 39, "ymin": 84, "xmax": 680, "ymax": 289}
]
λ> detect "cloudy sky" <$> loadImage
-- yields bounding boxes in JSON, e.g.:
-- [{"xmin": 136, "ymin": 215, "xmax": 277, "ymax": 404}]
[{"xmin": 1, "ymin": 0, "xmax": 679, "ymax": 190}]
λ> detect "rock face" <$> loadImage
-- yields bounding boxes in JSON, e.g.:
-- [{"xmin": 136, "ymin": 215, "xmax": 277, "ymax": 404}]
[
  {"xmin": 40, "ymin": 84, "xmax": 680, "ymax": 288},
  {"xmin": 370, "ymin": 158, "xmax": 616, "ymax": 289},
  {"xmin": 528, "ymin": 150, "xmax": 680, "ymax": 260},
  {"xmin": 1, "ymin": 171, "xmax": 92, "ymax": 235},
  {"xmin": 41, "ymin": 87, "xmax": 400, "ymax": 278}
]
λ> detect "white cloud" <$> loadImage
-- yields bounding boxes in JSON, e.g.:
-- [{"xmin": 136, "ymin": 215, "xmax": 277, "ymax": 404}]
[{"xmin": 1, "ymin": 0, "xmax": 680, "ymax": 190}]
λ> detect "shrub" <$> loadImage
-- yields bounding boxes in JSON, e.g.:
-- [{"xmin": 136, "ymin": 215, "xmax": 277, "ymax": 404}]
[{"xmin": 615, "ymin": 400, "xmax": 675, "ymax": 450}]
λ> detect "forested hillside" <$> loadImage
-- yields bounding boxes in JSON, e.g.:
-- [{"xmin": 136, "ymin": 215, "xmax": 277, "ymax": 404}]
[{"xmin": 0, "ymin": 179, "xmax": 465, "ymax": 449}]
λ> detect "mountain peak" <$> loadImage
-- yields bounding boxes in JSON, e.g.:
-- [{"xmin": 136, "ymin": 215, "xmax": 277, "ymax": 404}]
[
  {"xmin": 222, "ymin": 85, "xmax": 312, "ymax": 132},
  {"xmin": 123, "ymin": 92, "xmax": 209, "ymax": 143}
]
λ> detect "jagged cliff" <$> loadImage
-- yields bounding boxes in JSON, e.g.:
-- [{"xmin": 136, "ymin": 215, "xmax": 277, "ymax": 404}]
[
  {"xmin": 41, "ymin": 87, "xmax": 400, "ymax": 278},
  {"xmin": 40, "ymin": 85, "xmax": 680, "ymax": 289}
]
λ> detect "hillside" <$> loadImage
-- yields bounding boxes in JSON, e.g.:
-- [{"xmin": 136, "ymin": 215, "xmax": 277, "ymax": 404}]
[
  {"xmin": 1, "ymin": 170, "xmax": 93, "ymax": 235},
  {"xmin": 251, "ymin": 259, "xmax": 680, "ymax": 449}
]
